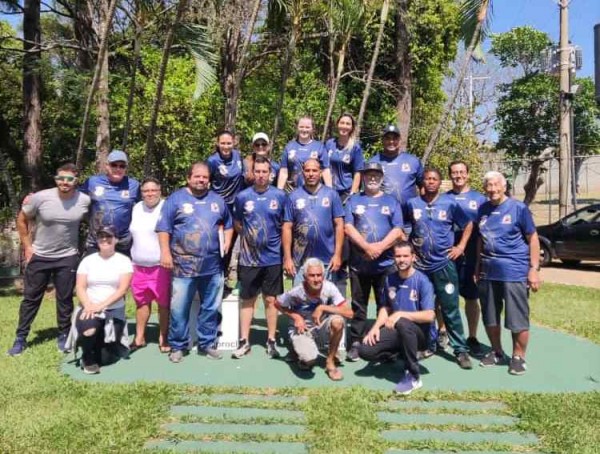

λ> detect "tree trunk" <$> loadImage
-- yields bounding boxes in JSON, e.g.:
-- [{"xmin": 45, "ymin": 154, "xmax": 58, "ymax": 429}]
[
  {"xmin": 143, "ymin": 0, "xmax": 190, "ymax": 176},
  {"xmin": 94, "ymin": 0, "xmax": 111, "ymax": 172},
  {"xmin": 522, "ymin": 159, "xmax": 546, "ymax": 206},
  {"xmin": 394, "ymin": 0, "xmax": 411, "ymax": 150},
  {"xmin": 0, "ymin": 113, "xmax": 19, "ymax": 214},
  {"xmin": 22, "ymin": 0, "xmax": 43, "ymax": 192},
  {"xmin": 421, "ymin": 0, "xmax": 489, "ymax": 164},
  {"xmin": 322, "ymin": 38, "xmax": 349, "ymax": 139},
  {"xmin": 74, "ymin": 0, "xmax": 119, "ymax": 170},
  {"xmin": 73, "ymin": 0, "xmax": 95, "ymax": 70},
  {"xmin": 356, "ymin": 0, "xmax": 390, "ymax": 137},
  {"xmin": 121, "ymin": 20, "xmax": 143, "ymax": 152}
]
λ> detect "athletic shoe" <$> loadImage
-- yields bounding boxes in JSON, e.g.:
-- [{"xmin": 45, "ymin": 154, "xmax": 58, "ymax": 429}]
[
  {"xmin": 7, "ymin": 338, "xmax": 27, "ymax": 357},
  {"xmin": 436, "ymin": 330, "xmax": 449, "ymax": 351},
  {"xmin": 479, "ymin": 350, "xmax": 506, "ymax": 367},
  {"xmin": 169, "ymin": 350, "xmax": 184, "ymax": 363},
  {"xmin": 266, "ymin": 339, "xmax": 281, "ymax": 359},
  {"xmin": 82, "ymin": 363, "xmax": 100, "ymax": 374},
  {"xmin": 57, "ymin": 333, "xmax": 70, "ymax": 354},
  {"xmin": 456, "ymin": 352, "xmax": 473, "ymax": 369},
  {"xmin": 346, "ymin": 342, "xmax": 360, "ymax": 362},
  {"xmin": 198, "ymin": 347, "xmax": 223, "ymax": 360},
  {"xmin": 508, "ymin": 356, "xmax": 527, "ymax": 375},
  {"xmin": 231, "ymin": 339, "xmax": 251, "ymax": 359},
  {"xmin": 417, "ymin": 349, "xmax": 434, "ymax": 360},
  {"xmin": 466, "ymin": 336, "xmax": 483, "ymax": 356},
  {"xmin": 394, "ymin": 370, "xmax": 423, "ymax": 395}
]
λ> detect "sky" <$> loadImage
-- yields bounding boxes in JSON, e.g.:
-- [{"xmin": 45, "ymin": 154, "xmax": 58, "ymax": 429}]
[{"xmin": 490, "ymin": 0, "xmax": 599, "ymax": 78}]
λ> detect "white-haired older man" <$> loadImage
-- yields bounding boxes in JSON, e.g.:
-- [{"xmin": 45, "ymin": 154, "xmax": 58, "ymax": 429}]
[
  {"xmin": 275, "ymin": 258, "xmax": 353, "ymax": 381},
  {"xmin": 475, "ymin": 171, "xmax": 541, "ymax": 375}
]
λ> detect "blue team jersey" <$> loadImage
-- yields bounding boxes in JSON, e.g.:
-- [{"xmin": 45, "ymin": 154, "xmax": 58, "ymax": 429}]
[
  {"xmin": 207, "ymin": 149, "xmax": 245, "ymax": 205},
  {"xmin": 345, "ymin": 193, "xmax": 403, "ymax": 274},
  {"xmin": 80, "ymin": 174, "xmax": 141, "ymax": 243},
  {"xmin": 270, "ymin": 160, "xmax": 281, "ymax": 186},
  {"xmin": 384, "ymin": 270, "xmax": 435, "ymax": 336},
  {"xmin": 325, "ymin": 138, "xmax": 364, "ymax": 195},
  {"xmin": 284, "ymin": 185, "xmax": 345, "ymax": 266},
  {"xmin": 406, "ymin": 194, "xmax": 470, "ymax": 273},
  {"xmin": 280, "ymin": 139, "xmax": 329, "ymax": 189},
  {"xmin": 368, "ymin": 152, "xmax": 423, "ymax": 205},
  {"xmin": 477, "ymin": 198, "xmax": 536, "ymax": 282},
  {"xmin": 446, "ymin": 189, "xmax": 487, "ymax": 257},
  {"xmin": 156, "ymin": 189, "xmax": 232, "ymax": 278},
  {"xmin": 234, "ymin": 186, "xmax": 287, "ymax": 267}
]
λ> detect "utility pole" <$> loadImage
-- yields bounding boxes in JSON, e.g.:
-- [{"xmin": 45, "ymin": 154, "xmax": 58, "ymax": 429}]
[{"xmin": 558, "ymin": 0, "xmax": 572, "ymax": 218}]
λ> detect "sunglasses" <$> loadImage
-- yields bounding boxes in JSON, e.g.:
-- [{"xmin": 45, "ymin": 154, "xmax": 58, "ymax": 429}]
[
  {"xmin": 54, "ymin": 175, "xmax": 76, "ymax": 182},
  {"xmin": 254, "ymin": 142, "xmax": 268, "ymax": 148},
  {"xmin": 109, "ymin": 163, "xmax": 127, "ymax": 169}
]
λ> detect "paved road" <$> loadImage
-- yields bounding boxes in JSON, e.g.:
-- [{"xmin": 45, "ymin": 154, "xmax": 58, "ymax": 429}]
[{"xmin": 541, "ymin": 262, "xmax": 600, "ymax": 289}]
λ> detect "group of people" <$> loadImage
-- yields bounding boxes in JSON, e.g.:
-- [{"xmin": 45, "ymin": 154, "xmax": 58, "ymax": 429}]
[{"xmin": 7, "ymin": 113, "xmax": 542, "ymax": 395}]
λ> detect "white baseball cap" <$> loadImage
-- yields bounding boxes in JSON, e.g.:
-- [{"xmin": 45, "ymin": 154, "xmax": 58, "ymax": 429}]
[{"xmin": 252, "ymin": 132, "xmax": 270, "ymax": 144}]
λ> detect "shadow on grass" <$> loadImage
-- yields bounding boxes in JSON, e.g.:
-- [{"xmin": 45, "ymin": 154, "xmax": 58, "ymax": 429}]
[{"xmin": 29, "ymin": 327, "xmax": 59, "ymax": 347}]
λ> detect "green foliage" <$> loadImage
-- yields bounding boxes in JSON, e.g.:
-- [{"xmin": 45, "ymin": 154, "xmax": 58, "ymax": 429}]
[{"xmin": 490, "ymin": 26, "xmax": 551, "ymax": 76}]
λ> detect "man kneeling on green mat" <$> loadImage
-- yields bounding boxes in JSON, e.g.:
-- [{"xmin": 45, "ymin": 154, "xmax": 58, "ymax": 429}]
[{"xmin": 275, "ymin": 258, "xmax": 353, "ymax": 381}]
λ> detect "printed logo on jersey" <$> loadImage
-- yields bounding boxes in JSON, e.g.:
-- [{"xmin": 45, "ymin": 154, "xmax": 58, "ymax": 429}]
[
  {"xmin": 479, "ymin": 215, "xmax": 488, "ymax": 227},
  {"xmin": 121, "ymin": 190, "xmax": 130, "ymax": 199},
  {"xmin": 94, "ymin": 186, "xmax": 105, "ymax": 197},
  {"xmin": 289, "ymin": 149, "xmax": 296, "ymax": 160},
  {"xmin": 211, "ymin": 203, "xmax": 219, "ymax": 213},
  {"xmin": 310, "ymin": 151, "xmax": 318, "ymax": 159},
  {"xmin": 444, "ymin": 283, "xmax": 455, "ymax": 294},
  {"xmin": 296, "ymin": 198, "xmax": 306, "ymax": 209},
  {"xmin": 502, "ymin": 214, "xmax": 512, "ymax": 224},
  {"xmin": 401, "ymin": 163, "xmax": 411, "ymax": 172},
  {"xmin": 469, "ymin": 200, "xmax": 478, "ymax": 210},
  {"xmin": 182, "ymin": 203, "xmax": 194, "ymax": 215},
  {"xmin": 322, "ymin": 197, "xmax": 330, "ymax": 208},
  {"xmin": 409, "ymin": 289, "xmax": 418, "ymax": 301},
  {"xmin": 244, "ymin": 200, "xmax": 255, "ymax": 213},
  {"xmin": 237, "ymin": 160, "xmax": 242, "ymax": 169},
  {"xmin": 381, "ymin": 205, "xmax": 390, "ymax": 215},
  {"xmin": 218, "ymin": 164, "xmax": 228, "ymax": 176},
  {"xmin": 355, "ymin": 205, "xmax": 366, "ymax": 215},
  {"xmin": 342, "ymin": 154, "xmax": 351, "ymax": 164},
  {"xmin": 438, "ymin": 210, "xmax": 447, "ymax": 221},
  {"xmin": 413, "ymin": 208, "xmax": 422, "ymax": 220},
  {"xmin": 387, "ymin": 286, "xmax": 397, "ymax": 301},
  {"xmin": 269, "ymin": 199, "xmax": 279, "ymax": 210}
]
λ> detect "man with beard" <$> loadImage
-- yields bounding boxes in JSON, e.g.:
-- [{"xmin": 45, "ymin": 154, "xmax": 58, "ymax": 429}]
[
  {"xmin": 282, "ymin": 159, "xmax": 345, "ymax": 292},
  {"xmin": 80, "ymin": 150, "xmax": 140, "ymax": 256},
  {"xmin": 156, "ymin": 162, "xmax": 233, "ymax": 363},
  {"xmin": 405, "ymin": 168, "xmax": 473, "ymax": 369},
  {"xmin": 275, "ymin": 258, "xmax": 353, "ymax": 380},
  {"xmin": 8, "ymin": 163, "xmax": 90, "ymax": 356},
  {"xmin": 359, "ymin": 241, "xmax": 435, "ymax": 394},
  {"xmin": 344, "ymin": 162, "xmax": 405, "ymax": 361},
  {"xmin": 231, "ymin": 157, "xmax": 287, "ymax": 359}
]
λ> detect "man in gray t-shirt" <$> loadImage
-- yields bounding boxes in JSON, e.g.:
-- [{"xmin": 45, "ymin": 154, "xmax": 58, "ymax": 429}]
[
  {"xmin": 7, "ymin": 163, "xmax": 90, "ymax": 357},
  {"xmin": 275, "ymin": 258, "xmax": 353, "ymax": 381}
]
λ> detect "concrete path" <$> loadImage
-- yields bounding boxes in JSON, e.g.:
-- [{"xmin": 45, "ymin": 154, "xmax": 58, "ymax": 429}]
[{"xmin": 541, "ymin": 262, "xmax": 600, "ymax": 289}]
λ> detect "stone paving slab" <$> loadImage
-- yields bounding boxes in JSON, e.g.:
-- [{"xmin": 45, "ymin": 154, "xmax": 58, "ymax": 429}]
[
  {"xmin": 377, "ymin": 411, "xmax": 517, "ymax": 426},
  {"xmin": 385, "ymin": 450, "xmax": 541, "ymax": 454},
  {"xmin": 163, "ymin": 422, "xmax": 305, "ymax": 435},
  {"xmin": 145, "ymin": 440, "xmax": 308, "ymax": 453},
  {"xmin": 171, "ymin": 405, "xmax": 305, "ymax": 420},
  {"xmin": 192, "ymin": 394, "xmax": 306, "ymax": 403},
  {"xmin": 382, "ymin": 429, "xmax": 539, "ymax": 445},
  {"xmin": 381, "ymin": 400, "xmax": 507, "ymax": 412}
]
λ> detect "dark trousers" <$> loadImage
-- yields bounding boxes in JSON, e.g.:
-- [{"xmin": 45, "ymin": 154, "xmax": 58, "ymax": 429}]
[
  {"xmin": 358, "ymin": 318, "xmax": 428, "ymax": 377},
  {"xmin": 16, "ymin": 254, "xmax": 79, "ymax": 339},
  {"xmin": 348, "ymin": 267, "xmax": 393, "ymax": 345},
  {"xmin": 75, "ymin": 314, "xmax": 125, "ymax": 366}
]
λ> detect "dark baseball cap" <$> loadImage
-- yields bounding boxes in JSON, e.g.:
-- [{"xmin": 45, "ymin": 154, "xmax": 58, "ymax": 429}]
[
  {"xmin": 382, "ymin": 124, "xmax": 401, "ymax": 136},
  {"xmin": 96, "ymin": 225, "xmax": 116, "ymax": 237},
  {"xmin": 360, "ymin": 162, "xmax": 384, "ymax": 174}
]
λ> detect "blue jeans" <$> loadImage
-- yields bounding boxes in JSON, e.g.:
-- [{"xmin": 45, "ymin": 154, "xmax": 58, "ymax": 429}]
[{"xmin": 169, "ymin": 273, "xmax": 224, "ymax": 351}]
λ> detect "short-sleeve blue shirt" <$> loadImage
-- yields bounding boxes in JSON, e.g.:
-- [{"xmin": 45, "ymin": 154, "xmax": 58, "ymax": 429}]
[
  {"xmin": 368, "ymin": 152, "xmax": 423, "ymax": 205},
  {"xmin": 384, "ymin": 270, "xmax": 435, "ymax": 335},
  {"xmin": 155, "ymin": 188, "xmax": 232, "ymax": 277},
  {"xmin": 345, "ymin": 192, "xmax": 403, "ymax": 274},
  {"xmin": 207, "ymin": 149, "xmax": 245, "ymax": 205},
  {"xmin": 325, "ymin": 138, "xmax": 364, "ymax": 196},
  {"xmin": 284, "ymin": 185, "xmax": 345, "ymax": 266},
  {"xmin": 80, "ymin": 174, "xmax": 141, "ymax": 244},
  {"xmin": 234, "ymin": 186, "xmax": 287, "ymax": 267},
  {"xmin": 405, "ymin": 194, "xmax": 470, "ymax": 273},
  {"xmin": 477, "ymin": 198, "xmax": 536, "ymax": 282},
  {"xmin": 446, "ymin": 189, "xmax": 487, "ymax": 258},
  {"xmin": 280, "ymin": 139, "xmax": 329, "ymax": 189}
]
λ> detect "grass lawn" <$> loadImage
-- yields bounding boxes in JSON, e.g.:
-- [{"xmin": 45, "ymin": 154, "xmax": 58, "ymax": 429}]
[{"xmin": 0, "ymin": 283, "xmax": 598, "ymax": 453}]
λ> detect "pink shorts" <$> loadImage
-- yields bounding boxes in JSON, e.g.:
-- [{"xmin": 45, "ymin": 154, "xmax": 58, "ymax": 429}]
[{"xmin": 131, "ymin": 265, "xmax": 171, "ymax": 308}]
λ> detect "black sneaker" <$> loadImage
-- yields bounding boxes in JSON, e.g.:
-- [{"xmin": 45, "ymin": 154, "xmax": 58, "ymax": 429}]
[
  {"xmin": 437, "ymin": 331, "xmax": 449, "ymax": 351},
  {"xmin": 479, "ymin": 350, "xmax": 506, "ymax": 367},
  {"xmin": 231, "ymin": 339, "xmax": 251, "ymax": 359},
  {"xmin": 57, "ymin": 333, "xmax": 71, "ymax": 354},
  {"xmin": 508, "ymin": 355, "xmax": 527, "ymax": 375},
  {"xmin": 198, "ymin": 347, "xmax": 223, "ymax": 360},
  {"xmin": 7, "ymin": 338, "xmax": 27, "ymax": 357},
  {"xmin": 466, "ymin": 336, "xmax": 482, "ymax": 356},
  {"xmin": 266, "ymin": 339, "xmax": 280, "ymax": 359},
  {"xmin": 346, "ymin": 342, "xmax": 360, "ymax": 362},
  {"xmin": 456, "ymin": 352, "xmax": 473, "ymax": 369}
]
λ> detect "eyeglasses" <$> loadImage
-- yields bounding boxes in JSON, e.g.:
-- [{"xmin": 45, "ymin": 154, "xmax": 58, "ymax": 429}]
[
  {"xmin": 109, "ymin": 163, "xmax": 127, "ymax": 169},
  {"xmin": 54, "ymin": 175, "xmax": 76, "ymax": 182},
  {"xmin": 141, "ymin": 189, "xmax": 160, "ymax": 193},
  {"xmin": 254, "ymin": 142, "xmax": 268, "ymax": 148}
]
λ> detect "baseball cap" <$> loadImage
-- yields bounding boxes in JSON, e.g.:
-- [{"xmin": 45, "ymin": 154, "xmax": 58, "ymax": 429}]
[
  {"xmin": 360, "ymin": 162, "xmax": 384, "ymax": 174},
  {"xmin": 96, "ymin": 225, "xmax": 116, "ymax": 238},
  {"xmin": 252, "ymin": 132, "xmax": 270, "ymax": 144},
  {"xmin": 107, "ymin": 149, "xmax": 128, "ymax": 163},
  {"xmin": 382, "ymin": 124, "xmax": 401, "ymax": 136}
]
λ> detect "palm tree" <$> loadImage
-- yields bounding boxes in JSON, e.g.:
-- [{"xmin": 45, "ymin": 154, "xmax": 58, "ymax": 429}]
[{"xmin": 421, "ymin": 0, "xmax": 492, "ymax": 164}]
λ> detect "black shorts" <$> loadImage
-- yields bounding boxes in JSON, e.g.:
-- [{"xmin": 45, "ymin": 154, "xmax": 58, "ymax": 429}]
[{"xmin": 238, "ymin": 265, "xmax": 283, "ymax": 300}]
